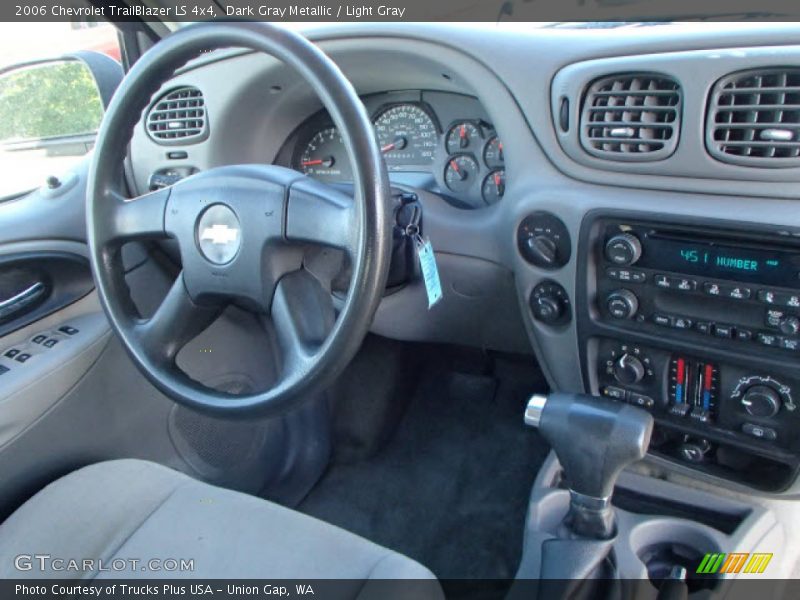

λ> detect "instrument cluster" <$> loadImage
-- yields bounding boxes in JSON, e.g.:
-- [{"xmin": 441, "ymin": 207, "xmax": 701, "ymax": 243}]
[{"xmin": 280, "ymin": 91, "xmax": 506, "ymax": 209}]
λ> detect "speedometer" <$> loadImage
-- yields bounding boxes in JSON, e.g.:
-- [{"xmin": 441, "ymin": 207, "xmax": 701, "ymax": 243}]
[
  {"xmin": 297, "ymin": 127, "xmax": 351, "ymax": 183},
  {"xmin": 373, "ymin": 104, "xmax": 438, "ymax": 168}
]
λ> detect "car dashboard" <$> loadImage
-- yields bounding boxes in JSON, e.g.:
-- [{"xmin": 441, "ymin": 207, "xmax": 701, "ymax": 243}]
[
  {"xmin": 274, "ymin": 90, "xmax": 504, "ymax": 209},
  {"xmin": 127, "ymin": 22, "xmax": 800, "ymax": 496}
]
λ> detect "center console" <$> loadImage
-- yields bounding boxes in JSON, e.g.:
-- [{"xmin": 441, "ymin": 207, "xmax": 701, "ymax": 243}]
[{"xmin": 578, "ymin": 212, "xmax": 800, "ymax": 491}]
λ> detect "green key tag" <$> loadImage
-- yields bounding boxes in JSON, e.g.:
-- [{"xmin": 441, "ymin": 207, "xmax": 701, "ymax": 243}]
[{"xmin": 416, "ymin": 235, "xmax": 442, "ymax": 309}]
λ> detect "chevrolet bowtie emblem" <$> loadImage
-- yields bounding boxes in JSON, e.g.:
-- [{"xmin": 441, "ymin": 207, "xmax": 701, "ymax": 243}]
[{"xmin": 200, "ymin": 224, "xmax": 239, "ymax": 245}]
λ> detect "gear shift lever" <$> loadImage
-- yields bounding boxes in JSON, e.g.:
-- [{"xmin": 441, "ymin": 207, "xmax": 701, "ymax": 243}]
[{"xmin": 525, "ymin": 392, "xmax": 653, "ymax": 539}]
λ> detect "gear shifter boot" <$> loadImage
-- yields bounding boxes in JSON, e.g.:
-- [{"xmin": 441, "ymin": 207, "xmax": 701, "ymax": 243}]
[{"xmin": 525, "ymin": 392, "xmax": 653, "ymax": 538}]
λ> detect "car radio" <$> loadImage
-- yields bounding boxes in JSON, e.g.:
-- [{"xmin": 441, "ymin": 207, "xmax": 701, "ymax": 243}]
[
  {"xmin": 578, "ymin": 215, "xmax": 800, "ymax": 491},
  {"xmin": 598, "ymin": 222, "xmax": 800, "ymax": 353}
]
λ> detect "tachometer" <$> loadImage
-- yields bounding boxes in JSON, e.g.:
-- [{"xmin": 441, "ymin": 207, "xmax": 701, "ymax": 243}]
[
  {"xmin": 373, "ymin": 104, "xmax": 438, "ymax": 168},
  {"xmin": 297, "ymin": 127, "xmax": 351, "ymax": 183}
]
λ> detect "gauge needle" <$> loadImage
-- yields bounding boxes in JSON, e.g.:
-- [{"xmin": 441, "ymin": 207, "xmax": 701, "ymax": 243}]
[
  {"xmin": 459, "ymin": 125, "xmax": 468, "ymax": 148},
  {"xmin": 381, "ymin": 136, "xmax": 407, "ymax": 153},
  {"xmin": 450, "ymin": 159, "xmax": 467, "ymax": 181},
  {"xmin": 302, "ymin": 156, "xmax": 334, "ymax": 168},
  {"xmin": 494, "ymin": 172, "xmax": 505, "ymax": 195},
  {"xmin": 498, "ymin": 142, "xmax": 504, "ymax": 161}
]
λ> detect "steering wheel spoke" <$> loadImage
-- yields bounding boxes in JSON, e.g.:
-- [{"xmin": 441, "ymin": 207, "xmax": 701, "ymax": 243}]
[
  {"xmin": 134, "ymin": 273, "xmax": 219, "ymax": 364},
  {"xmin": 269, "ymin": 271, "xmax": 335, "ymax": 375},
  {"xmin": 286, "ymin": 178, "xmax": 358, "ymax": 256},
  {"xmin": 101, "ymin": 187, "xmax": 170, "ymax": 247}
]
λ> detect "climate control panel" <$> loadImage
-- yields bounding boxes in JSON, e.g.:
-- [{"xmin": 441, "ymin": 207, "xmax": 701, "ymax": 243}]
[{"xmin": 593, "ymin": 337, "xmax": 800, "ymax": 490}]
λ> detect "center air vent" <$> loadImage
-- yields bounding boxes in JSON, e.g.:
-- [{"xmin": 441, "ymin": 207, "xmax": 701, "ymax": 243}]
[
  {"xmin": 580, "ymin": 73, "xmax": 681, "ymax": 161},
  {"xmin": 146, "ymin": 87, "xmax": 208, "ymax": 144},
  {"xmin": 707, "ymin": 68, "xmax": 800, "ymax": 167}
]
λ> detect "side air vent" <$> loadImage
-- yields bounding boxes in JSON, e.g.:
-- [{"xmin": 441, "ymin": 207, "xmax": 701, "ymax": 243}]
[
  {"xmin": 580, "ymin": 73, "xmax": 681, "ymax": 161},
  {"xmin": 707, "ymin": 69, "xmax": 800, "ymax": 167},
  {"xmin": 146, "ymin": 87, "xmax": 208, "ymax": 144}
]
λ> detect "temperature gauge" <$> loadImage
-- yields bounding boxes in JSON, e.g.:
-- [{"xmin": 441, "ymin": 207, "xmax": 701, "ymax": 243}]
[
  {"xmin": 444, "ymin": 155, "xmax": 479, "ymax": 193},
  {"xmin": 484, "ymin": 136, "xmax": 504, "ymax": 168},
  {"xmin": 446, "ymin": 122, "xmax": 482, "ymax": 154},
  {"xmin": 482, "ymin": 169, "xmax": 505, "ymax": 204}
]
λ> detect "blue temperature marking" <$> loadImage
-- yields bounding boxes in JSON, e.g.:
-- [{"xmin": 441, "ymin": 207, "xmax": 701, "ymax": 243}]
[
  {"xmin": 676, "ymin": 384, "xmax": 684, "ymax": 403},
  {"xmin": 703, "ymin": 391, "xmax": 711, "ymax": 410}
]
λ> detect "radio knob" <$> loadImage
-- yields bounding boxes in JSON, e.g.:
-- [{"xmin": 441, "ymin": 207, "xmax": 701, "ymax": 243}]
[
  {"xmin": 614, "ymin": 354, "xmax": 646, "ymax": 385},
  {"xmin": 606, "ymin": 289, "xmax": 639, "ymax": 319},
  {"xmin": 605, "ymin": 233, "xmax": 642, "ymax": 266},
  {"xmin": 779, "ymin": 316, "xmax": 800, "ymax": 336},
  {"xmin": 741, "ymin": 385, "xmax": 781, "ymax": 419}
]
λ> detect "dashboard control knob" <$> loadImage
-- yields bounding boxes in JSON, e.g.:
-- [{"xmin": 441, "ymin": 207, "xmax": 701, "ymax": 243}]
[
  {"xmin": 606, "ymin": 289, "xmax": 639, "ymax": 319},
  {"xmin": 530, "ymin": 280, "xmax": 571, "ymax": 326},
  {"xmin": 526, "ymin": 235, "xmax": 558, "ymax": 267},
  {"xmin": 677, "ymin": 438, "xmax": 711, "ymax": 463},
  {"xmin": 532, "ymin": 295, "xmax": 564, "ymax": 324},
  {"xmin": 605, "ymin": 233, "xmax": 643, "ymax": 266},
  {"xmin": 614, "ymin": 354, "xmax": 645, "ymax": 385},
  {"xmin": 779, "ymin": 316, "xmax": 800, "ymax": 336},
  {"xmin": 741, "ymin": 385, "xmax": 782, "ymax": 419}
]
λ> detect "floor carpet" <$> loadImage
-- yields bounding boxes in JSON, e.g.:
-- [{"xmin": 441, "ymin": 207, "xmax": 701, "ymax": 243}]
[{"xmin": 299, "ymin": 348, "xmax": 550, "ymax": 595}]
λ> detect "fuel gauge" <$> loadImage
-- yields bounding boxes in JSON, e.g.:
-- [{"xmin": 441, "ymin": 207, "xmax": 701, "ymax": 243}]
[{"xmin": 482, "ymin": 169, "xmax": 505, "ymax": 204}]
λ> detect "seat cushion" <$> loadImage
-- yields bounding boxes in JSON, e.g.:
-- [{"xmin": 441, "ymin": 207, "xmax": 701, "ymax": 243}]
[{"xmin": 0, "ymin": 459, "xmax": 442, "ymax": 595}]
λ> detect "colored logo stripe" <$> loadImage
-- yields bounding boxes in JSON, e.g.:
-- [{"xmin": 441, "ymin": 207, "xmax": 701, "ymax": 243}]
[
  {"xmin": 697, "ymin": 552, "xmax": 773, "ymax": 574},
  {"xmin": 744, "ymin": 553, "xmax": 773, "ymax": 574}
]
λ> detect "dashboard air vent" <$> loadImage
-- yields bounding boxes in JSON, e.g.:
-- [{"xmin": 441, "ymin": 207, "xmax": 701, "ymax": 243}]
[
  {"xmin": 580, "ymin": 73, "xmax": 681, "ymax": 161},
  {"xmin": 707, "ymin": 69, "xmax": 800, "ymax": 167},
  {"xmin": 146, "ymin": 87, "xmax": 208, "ymax": 144}
]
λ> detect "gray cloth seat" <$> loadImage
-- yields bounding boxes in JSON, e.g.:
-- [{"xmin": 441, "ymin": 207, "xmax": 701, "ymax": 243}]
[{"xmin": 0, "ymin": 459, "xmax": 442, "ymax": 596}]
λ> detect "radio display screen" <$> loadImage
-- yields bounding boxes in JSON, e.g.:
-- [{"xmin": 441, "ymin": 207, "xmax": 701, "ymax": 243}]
[{"xmin": 639, "ymin": 236, "xmax": 800, "ymax": 288}]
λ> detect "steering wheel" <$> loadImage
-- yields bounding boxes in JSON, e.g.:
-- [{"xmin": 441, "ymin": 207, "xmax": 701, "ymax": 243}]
[{"xmin": 87, "ymin": 23, "xmax": 392, "ymax": 416}]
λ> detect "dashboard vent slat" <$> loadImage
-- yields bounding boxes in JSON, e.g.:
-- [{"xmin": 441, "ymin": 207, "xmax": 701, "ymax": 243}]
[
  {"xmin": 146, "ymin": 87, "xmax": 208, "ymax": 145},
  {"xmin": 580, "ymin": 73, "xmax": 681, "ymax": 161},
  {"xmin": 706, "ymin": 68, "xmax": 800, "ymax": 166}
]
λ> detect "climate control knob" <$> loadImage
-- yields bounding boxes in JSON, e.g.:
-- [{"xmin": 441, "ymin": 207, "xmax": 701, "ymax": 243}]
[
  {"xmin": 741, "ymin": 385, "xmax": 782, "ymax": 419},
  {"xmin": 614, "ymin": 354, "xmax": 646, "ymax": 385},
  {"xmin": 606, "ymin": 289, "xmax": 639, "ymax": 319},
  {"xmin": 605, "ymin": 233, "xmax": 642, "ymax": 266}
]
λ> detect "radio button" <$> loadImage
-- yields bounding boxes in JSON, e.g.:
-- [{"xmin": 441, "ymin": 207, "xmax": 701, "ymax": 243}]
[
  {"xmin": 672, "ymin": 317, "xmax": 693, "ymax": 330},
  {"xmin": 713, "ymin": 324, "xmax": 734, "ymax": 338},
  {"xmin": 695, "ymin": 321, "xmax": 713, "ymax": 335},
  {"xmin": 728, "ymin": 286, "xmax": 751, "ymax": 300},
  {"xmin": 655, "ymin": 274, "xmax": 671, "ymax": 289},
  {"xmin": 756, "ymin": 332, "xmax": 781, "ymax": 347},
  {"xmin": 673, "ymin": 277, "xmax": 697, "ymax": 292},
  {"xmin": 653, "ymin": 314, "xmax": 672, "ymax": 327},
  {"xmin": 735, "ymin": 328, "xmax": 753, "ymax": 341},
  {"xmin": 781, "ymin": 338, "xmax": 800, "ymax": 351},
  {"xmin": 704, "ymin": 282, "xmax": 722, "ymax": 296},
  {"xmin": 757, "ymin": 290, "xmax": 786, "ymax": 305}
]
